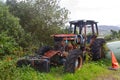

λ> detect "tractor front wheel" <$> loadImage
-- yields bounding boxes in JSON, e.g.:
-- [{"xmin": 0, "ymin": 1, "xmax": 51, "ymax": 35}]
[{"xmin": 64, "ymin": 49, "xmax": 83, "ymax": 73}]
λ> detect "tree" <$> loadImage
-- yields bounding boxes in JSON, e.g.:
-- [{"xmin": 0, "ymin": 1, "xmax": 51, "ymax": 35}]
[
  {"xmin": 110, "ymin": 30, "xmax": 117, "ymax": 38},
  {"xmin": 105, "ymin": 29, "xmax": 120, "ymax": 41},
  {"xmin": 6, "ymin": 0, "xmax": 69, "ymax": 46},
  {"xmin": 117, "ymin": 30, "xmax": 120, "ymax": 39},
  {"xmin": 0, "ymin": 1, "xmax": 31, "ymax": 49},
  {"xmin": 0, "ymin": 2, "xmax": 18, "ymax": 56}
]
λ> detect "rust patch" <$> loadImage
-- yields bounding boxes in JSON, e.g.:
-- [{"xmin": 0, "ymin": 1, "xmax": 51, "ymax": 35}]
[{"xmin": 44, "ymin": 50, "xmax": 61, "ymax": 58}]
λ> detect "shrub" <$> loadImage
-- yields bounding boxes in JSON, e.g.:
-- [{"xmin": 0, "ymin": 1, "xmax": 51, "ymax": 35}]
[{"xmin": 0, "ymin": 31, "xmax": 21, "ymax": 56}]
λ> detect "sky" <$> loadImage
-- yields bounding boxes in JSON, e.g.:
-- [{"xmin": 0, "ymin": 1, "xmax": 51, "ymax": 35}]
[
  {"xmin": 1, "ymin": 0, "xmax": 120, "ymax": 25},
  {"xmin": 60, "ymin": 0, "xmax": 120, "ymax": 26}
]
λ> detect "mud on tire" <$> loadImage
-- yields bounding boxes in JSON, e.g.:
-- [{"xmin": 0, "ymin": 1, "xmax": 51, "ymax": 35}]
[{"xmin": 64, "ymin": 49, "xmax": 83, "ymax": 73}]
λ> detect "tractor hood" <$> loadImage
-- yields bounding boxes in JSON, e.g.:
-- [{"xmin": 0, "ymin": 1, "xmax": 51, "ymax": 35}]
[{"xmin": 51, "ymin": 34, "xmax": 76, "ymax": 37}]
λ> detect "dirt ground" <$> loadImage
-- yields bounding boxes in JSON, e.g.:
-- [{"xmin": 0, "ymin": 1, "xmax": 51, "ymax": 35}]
[{"xmin": 95, "ymin": 69, "xmax": 120, "ymax": 80}]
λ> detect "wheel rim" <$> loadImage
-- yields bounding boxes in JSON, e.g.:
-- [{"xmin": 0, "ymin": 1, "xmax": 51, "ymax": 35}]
[
  {"xmin": 75, "ymin": 56, "xmax": 83, "ymax": 70},
  {"xmin": 75, "ymin": 59, "xmax": 79, "ymax": 68}
]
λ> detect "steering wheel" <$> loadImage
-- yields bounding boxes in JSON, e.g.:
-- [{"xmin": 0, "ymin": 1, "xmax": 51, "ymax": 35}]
[{"xmin": 75, "ymin": 34, "xmax": 85, "ymax": 45}]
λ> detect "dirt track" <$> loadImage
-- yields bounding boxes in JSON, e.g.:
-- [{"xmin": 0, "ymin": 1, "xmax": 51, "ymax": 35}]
[{"xmin": 95, "ymin": 70, "xmax": 120, "ymax": 80}]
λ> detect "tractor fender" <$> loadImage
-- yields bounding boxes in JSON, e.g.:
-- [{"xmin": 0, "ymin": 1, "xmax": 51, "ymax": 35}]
[{"xmin": 44, "ymin": 50, "xmax": 61, "ymax": 58}]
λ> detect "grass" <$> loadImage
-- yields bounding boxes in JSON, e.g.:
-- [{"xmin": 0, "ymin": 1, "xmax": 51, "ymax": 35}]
[{"xmin": 0, "ymin": 56, "xmax": 120, "ymax": 80}]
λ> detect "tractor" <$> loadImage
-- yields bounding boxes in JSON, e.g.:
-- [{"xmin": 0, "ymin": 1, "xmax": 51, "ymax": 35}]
[{"xmin": 17, "ymin": 20, "xmax": 106, "ymax": 73}]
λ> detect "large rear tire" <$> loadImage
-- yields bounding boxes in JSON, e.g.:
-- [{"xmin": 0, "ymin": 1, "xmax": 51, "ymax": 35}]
[
  {"xmin": 91, "ymin": 38, "xmax": 106, "ymax": 60},
  {"xmin": 64, "ymin": 49, "xmax": 83, "ymax": 73}
]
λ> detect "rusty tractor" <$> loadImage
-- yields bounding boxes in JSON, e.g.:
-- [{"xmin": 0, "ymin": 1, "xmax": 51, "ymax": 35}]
[{"xmin": 17, "ymin": 20, "xmax": 106, "ymax": 73}]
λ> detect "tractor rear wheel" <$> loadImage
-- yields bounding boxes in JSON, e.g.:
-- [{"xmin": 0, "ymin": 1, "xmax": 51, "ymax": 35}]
[
  {"xmin": 91, "ymin": 38, "xmax": 106, "ymax": 60},
  {"xmin": 64, "ymin": 49, "xmax": 83, "ymax": 73},
  {"xmin": 36, "ymin": 46, "xmax": 52, "ymax": 55}
]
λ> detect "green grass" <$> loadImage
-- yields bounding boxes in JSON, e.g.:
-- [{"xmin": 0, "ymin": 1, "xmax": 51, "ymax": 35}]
[{"xmin": 0, "ymin": 56, "xmax": 120, "ymax": 80}]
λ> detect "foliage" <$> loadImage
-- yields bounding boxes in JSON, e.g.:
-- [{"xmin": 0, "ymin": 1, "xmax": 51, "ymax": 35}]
[
  {"xmin": 0, "ymin": 2, "xmax": 34, "ymax": 58},
  {"xmin": 0, "ymin": 32, "xmax": 20, "ymax": 56},
  {"xmin": 0, "ymin": 2, "xmax": 32, "ymax": 49},
  {"xmin": 105, "ymin": 29, "xmax": 120, "ymax": 41},
  {"xmin": 7, "ymin": 0, "xmax": 69, "ymax": 46},
  {"xmin": 0, "ymin": 57, "xmax": 116, "ymax": 80}
]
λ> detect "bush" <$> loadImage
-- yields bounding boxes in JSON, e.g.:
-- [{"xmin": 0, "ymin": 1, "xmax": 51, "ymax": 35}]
[
  {"xmin": 0, "ymin": 2, "xmax": 34, "ymax": 57},
  {"xmin": 0, "ymin": 32, "xmax": 21, "ymax": 56}
]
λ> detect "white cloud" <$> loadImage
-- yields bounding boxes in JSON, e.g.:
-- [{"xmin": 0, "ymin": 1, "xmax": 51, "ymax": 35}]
[{"xmin": 60, "ymin": 0, "xmax": 120, "ymax": 25}]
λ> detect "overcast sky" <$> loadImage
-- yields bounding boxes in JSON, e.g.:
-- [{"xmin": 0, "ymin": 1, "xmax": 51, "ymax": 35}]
[
  {"xmin": 1, "ymin": 0, "xmax": 120, "ymax": 25},
  {"xmin": 60, "ymin": 0, "xmax": 120, "ymax": 25}
]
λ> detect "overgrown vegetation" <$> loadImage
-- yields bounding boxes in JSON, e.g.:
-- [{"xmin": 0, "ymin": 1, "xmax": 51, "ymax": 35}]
[
  {"xmin": 0, "ymin": 0, "xmax": 68, "ymax": 58},
  {"xmin": 0, "ymin": 1, "xmax": 27, "ymax": 57},
  {"xmin": 0, "ymin": 55, "xmax": 116, "ymax": 80},
  {"xmin": 7, "ymin": 0, "xmax": 69, "ymax": 46}
]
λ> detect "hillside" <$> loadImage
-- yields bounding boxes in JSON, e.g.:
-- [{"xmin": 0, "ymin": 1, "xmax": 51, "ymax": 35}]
[{"xmin": 98, "ymin": 25, "xmax": 120, "ymax": 36}]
